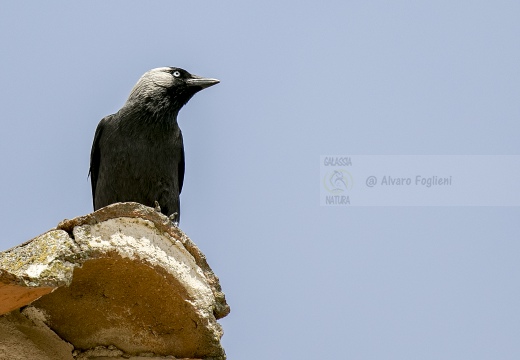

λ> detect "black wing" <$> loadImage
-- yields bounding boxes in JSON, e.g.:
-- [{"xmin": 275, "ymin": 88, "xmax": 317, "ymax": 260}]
[
  {"xmin": 178, "ymin": 145, "xmax": 185, "ymax": 194},
  {"xmin": 89, "ymin": 115, "xmax": 111, "ymax": 209}
]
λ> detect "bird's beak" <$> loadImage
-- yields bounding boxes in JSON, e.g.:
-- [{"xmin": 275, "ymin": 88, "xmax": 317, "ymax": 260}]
[{"xmin": 186, "ymin": 75, "xmax": 220, "ymax": 89}]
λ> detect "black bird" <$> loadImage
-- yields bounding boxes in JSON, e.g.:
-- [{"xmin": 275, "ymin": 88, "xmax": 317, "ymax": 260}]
[{"xmin": 89, "ymin": 67, "xmax": 219, "ymax": 223}]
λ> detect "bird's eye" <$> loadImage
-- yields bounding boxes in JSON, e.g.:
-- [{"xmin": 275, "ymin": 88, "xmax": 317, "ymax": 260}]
[{"xmin": 173, "ymin": 71, "xmax": 181, "ymax": 78}]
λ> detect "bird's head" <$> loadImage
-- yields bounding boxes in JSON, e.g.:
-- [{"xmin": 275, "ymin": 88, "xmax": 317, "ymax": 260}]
[{"xmin": 126, "ymin": 67, "xmax": 219, "ymax": 116}]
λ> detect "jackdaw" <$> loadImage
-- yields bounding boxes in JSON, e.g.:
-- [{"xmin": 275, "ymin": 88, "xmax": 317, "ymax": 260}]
[{"xmin": 89, "ymin": 67, "xmax": 219, "ymax": 223}]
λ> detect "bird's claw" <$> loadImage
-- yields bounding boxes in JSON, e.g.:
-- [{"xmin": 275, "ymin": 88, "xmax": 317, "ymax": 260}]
[
  {"xmin": 169, "ymin": 212, "xmax": 179, "ymax": 227},
  {"xmin": 154, "ymin": 201, "xmax": 161, "ymax": 212}
]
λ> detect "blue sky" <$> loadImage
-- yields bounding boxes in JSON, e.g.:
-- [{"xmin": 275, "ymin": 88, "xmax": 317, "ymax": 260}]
[{"xmin": 1, "ymin": 1, "xmax": 520, "ymax": 359}]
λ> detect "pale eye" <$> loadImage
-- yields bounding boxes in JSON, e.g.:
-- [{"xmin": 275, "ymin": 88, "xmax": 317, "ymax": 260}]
[{"xmin": 173, "ymin": 71, "xmax": 181, "ymax": 78}]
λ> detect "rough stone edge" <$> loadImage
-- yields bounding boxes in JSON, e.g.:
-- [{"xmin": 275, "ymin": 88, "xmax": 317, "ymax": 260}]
[
  {"xmin": 73, "ymin": 344, "xmax": 207, "ymax": 359},
  {"xmin": 0, "ymin": 280, "xmax": 55, "ymax": 315},
  {"xmin": 0, "ymin": 268, "xmax": 39, "ymax": 288},
  {"xmin": 56, "ymin": 202, "xmax": 230, "ymax": 319},
  {"xmin": 0, "ymin": 308, "xmax": 75, "ymax": 360},
  {"xmin": 0, "ymin": 228, "xmax": 86, "ymax": 283},
  {"xmin": 0, "ymin": 229, "xmax": 83, "ymax": 315}
]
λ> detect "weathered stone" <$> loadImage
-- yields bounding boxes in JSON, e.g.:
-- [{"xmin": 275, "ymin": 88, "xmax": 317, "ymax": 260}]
[
  {"xmin": 0, "ymin": 202, "xmax": 229, "ymax": 360},
  {"xmin": 0, "ymin": 229, "xmax": 81, "ymax": 285},
  {"xmin": 0, "ymin": 278, "xmax": 54, "ymax": 316},
  {"xmin": 0, "ymin": 309, "xmax": 74, "ymax": 360},
  {"xmin": 0, "ymin": 229, "xmax": 80, "ymax": 315},
  {"xmin": 57, "ymin": 202, "xmax": 229, "ymax": 320}
]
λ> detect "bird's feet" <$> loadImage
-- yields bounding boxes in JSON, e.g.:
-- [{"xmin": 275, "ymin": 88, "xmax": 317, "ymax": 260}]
[
  {"xmin": 169, "ymin": 212, "xmax": 179, "ymax": 227},
  {"xmin": 154, "ymin": 201, "xmax": 161, "ymax": 213}
]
